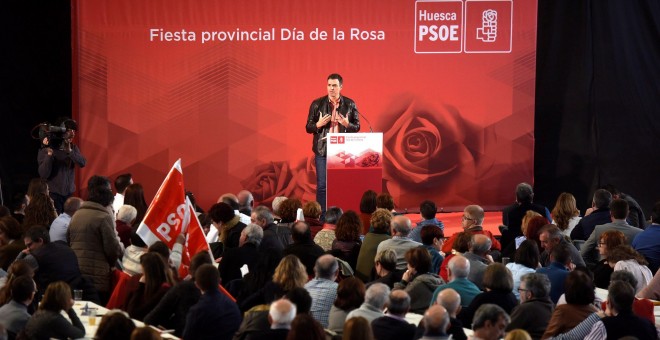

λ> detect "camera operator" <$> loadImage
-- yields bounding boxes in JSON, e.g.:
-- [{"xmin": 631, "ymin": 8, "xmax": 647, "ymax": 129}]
[{"xmin": 37, "ymin": 119, "xmax": 86, "ymax": 214}]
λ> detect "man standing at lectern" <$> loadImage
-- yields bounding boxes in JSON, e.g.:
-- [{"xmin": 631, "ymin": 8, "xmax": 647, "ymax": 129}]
[{"xmin": 306, "ymin": 73, "xmax": 360, "ymax": 218}]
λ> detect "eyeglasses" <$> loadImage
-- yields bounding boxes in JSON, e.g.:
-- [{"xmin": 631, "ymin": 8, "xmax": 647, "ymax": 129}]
[{"xmin": 517, "ymin": 288, "xmax": 529, "ymax": 292}]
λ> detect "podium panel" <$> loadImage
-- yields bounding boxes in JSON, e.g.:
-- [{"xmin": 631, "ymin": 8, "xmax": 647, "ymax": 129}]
[{"xmin": 326, "ymin": 133, "xmax": 383, "ymax": 213}]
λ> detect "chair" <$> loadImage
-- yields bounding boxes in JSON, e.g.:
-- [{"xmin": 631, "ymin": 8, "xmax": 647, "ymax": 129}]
[{"xmin": 572, "ymin": 239, "xmax": 585, "ymax": 251}]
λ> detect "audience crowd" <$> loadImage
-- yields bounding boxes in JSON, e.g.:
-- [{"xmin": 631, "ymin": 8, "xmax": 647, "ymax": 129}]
[{"xmin": 1, "ymin": 176, "xmax": 660, "ymax": 340}]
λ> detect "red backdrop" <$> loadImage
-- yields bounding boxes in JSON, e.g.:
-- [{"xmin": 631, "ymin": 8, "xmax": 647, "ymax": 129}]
[{"xmin": 74, "ymin": 0, "xmax": 537, "ymax": 211}]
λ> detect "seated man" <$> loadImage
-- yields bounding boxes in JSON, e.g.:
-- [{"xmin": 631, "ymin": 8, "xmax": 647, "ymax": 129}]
[
  {"xmin": 419, "ymin": 305, "xmax": 452, "ymax": 340},
  {"xmin": 506, "ymin": 273, "xmax": 554, "ymax": 339},
  {"xmin": 346, "ymin": 283, "xmax": 390, "ymax": 324},
  {"xmin": 470, "ymin": 304, "xmax": 510, "ymax": 340},
  {"xmin": 283, "ymin": 221, "xmax": 325, "ymax": 276},
  {"xmin": 245, "ymin": 299, "xmax": 295, "ymax": 340},
  {"xmin": 304, "ymin": 254, "xmax": 339, "ymax": 328},
  {"xmin": 0, "ymin": 276, "xmax": 36, "ymax": 337},
  {"xmin": 570, "ymin": 189, "xmax": 613, "ymax": 241},
  {"xmin": 500, "ymin": 183, "xmax": 551, "ymax": 249},
  {"xmin": 371, "ymin": 290, "xmax": 416, "ymax": 340},
  {"xmin": 49, "ymin": 197, "xmax": 82, "ymax": 243},
  {"xmin": 219, "ymin": 224, "xmax": 263, "ymax": 287},
  {"xmin": 462, "ymin": 234, "xmax": 492, "ymax": 289},
  {"xmin": 376, "ymin": 215, "xmax": 422, "ymax": 270},
  {"xmin": 17, "ymin": 225, "xmax": 98, "ymax": 302},
  {"xmin": 183, "ymin": 264, "xmax": 242, "ymax": 340},
  {"xmin": 632, "ymin": 201, "xmax": 660, "ymax": 273},
  {"xmin": 584, "ymin": 280, "xmax": 656, "ymax": 339},
  {"xmin": 537, "ymin": 244, "xmax": 571, "ymax": 304},
  {"xmin": 431, "ymin": 255, "xmax": 481, "ymax": 308},
  {"xmin": 443, "ymin": 205, "xmax": 501, "ymax": 255}
]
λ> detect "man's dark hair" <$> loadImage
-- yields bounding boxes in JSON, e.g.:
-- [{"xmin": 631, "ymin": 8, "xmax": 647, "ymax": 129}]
[
  {"xmin": 593, "ymin": 189, "xmax": 613, "ymax": 210},
  {"xmin": 601, "ymin": 184, "xmax": 620, "ymax": 196},
  {"xmin": 515, "ymin": 183, "xmax": 534, "ymax": 204},
  {"xmin": 208, "ymin": 202, "xmax": 235, "ymax": 223},
  {"xmin": 472, "ymin": 304, "xmax": 509, "ymax": 329},
  {"xmin": 327, "ymin": 73, "xmax": 343, "ymax": 86},
  {"xmin": 190, "ymin": 251, "xmax": 213, "ymax": 277},
  {"xmin": 421, "ymin": 225, "xmax": 444, "ymax": 246},
  {"xmin": 11, "ymin": 275, "xmax": 35, "ymax": 302},
  {"xmin": 25, "ymin": 225, "xmax": 50, "ymax": 244},
  {"xmin": 651, "ymin": 201, "xmax": 660, "ymax": 224},
  {"xmin": 564, "ymin": 270, "xmax": 596, "ymax": 305},
  {"xmin": 324, "ymin": 207, "xmax": 343, "ymax": 225},
  {"xmin": 148, "ymin": 241, "xmax": 170, "ymax": 260},
  {"xmin": 291, "ymin": 221, "xmax": 311, "ymax": 243},
  {"xmin": 420, "ymin": 200, "xmax": 438, "ymax": 220},
  {"xmin": 550, "ymin": 243, "xmax": 571, "ymax": 264},
  {"xmin": 195, "ymin": 264, "xmax": 220, "ymax": 291},
  {"xmin": 87, "ymin": 175, "xmax": 114, "ymax": 206},
  {"xmin": 610, "ymin": 199, "xmax": 629, "ymax": 220},
  {"xmin": 114, "ymin": 173, "xmax": 132, "ymax": 194},
  {"xmin": 314, "ymin": 256, "xmax": 339, "ymax": 280},
  {"xmin": 285, "ymin": 287, "xmax": 312, "ymax": 314},
  {"xmin": 608, "ymin": 280, "xmax": 635, "ymax": 313}
]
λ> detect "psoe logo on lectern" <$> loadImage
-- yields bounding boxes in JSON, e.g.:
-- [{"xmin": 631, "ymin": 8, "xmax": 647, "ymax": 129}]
[{"xmin": 329, "ymin": 136, "xmax": 345, "ymax": 144}]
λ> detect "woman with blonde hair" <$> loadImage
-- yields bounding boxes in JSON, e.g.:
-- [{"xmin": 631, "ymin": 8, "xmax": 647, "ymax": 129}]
[
  {"xmin": 551, "ymin": 193, "xmax": 581, "ymax": 236},
  {"xmin": 24, "ymin": 281, "xmax": 85, "ymax": 339},
  {"xmin": 240, "ymin": 254, "xmax": 308, "ymax": 311}
]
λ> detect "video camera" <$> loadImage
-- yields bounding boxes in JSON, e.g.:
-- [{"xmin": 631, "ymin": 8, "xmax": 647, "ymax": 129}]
[{"xmin": 32, "ymin": 118, "xmax": 78, "ymax": 150}]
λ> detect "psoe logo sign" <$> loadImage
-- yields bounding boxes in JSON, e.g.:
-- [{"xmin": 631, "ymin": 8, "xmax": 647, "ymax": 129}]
[
  {"xmin": 329, "ymin": 136, "xmax": 345, "ymax": 144},
  {"xmin": 414, "ymin": 0, "xmax": 463, "ymax": 53}
]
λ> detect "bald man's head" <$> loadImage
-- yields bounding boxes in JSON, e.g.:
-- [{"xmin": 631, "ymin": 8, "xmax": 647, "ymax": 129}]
[
  {"xmin": 470, "ymin": 234, "xmax": 492, "ymax": 256},
  {"xmin": 269, "ymin": 299, "xmax": 296, "ymax": 327},
  {"xmin": 423, "ymin": 305, "xmax": 450, "ymax": 336},
  {"xmin": 387, "ymin": 290, "xmax": 411, "ymax": 316},
  {"xmin": 314, "ymin": 254, "xmax": 338, "ymax": 280},
  {"xmin": 437, "ymin": 288, "xmax": 461, "ymax": 317},
  {"xmin": 448, "ymin": 255, "xmax": 470, "ymax": 280},
  {"xmin": 391, "ymin": 215, "xmax": 412, "ymax": 236}
]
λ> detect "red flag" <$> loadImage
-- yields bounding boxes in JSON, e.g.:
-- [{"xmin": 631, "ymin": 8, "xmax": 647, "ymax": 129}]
[
  {"xmin": 177, "ymin": 197, "xmax": 212, "ymax": 278},
  {"xmin": 137, "ymin": 159, "xmax": 186, "ymax": 248}
]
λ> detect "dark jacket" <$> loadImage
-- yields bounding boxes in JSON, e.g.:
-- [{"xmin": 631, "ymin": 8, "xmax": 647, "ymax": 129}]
[
  {"xmin": 260, "ymin": 223, "xmax": 292, "ymax": 252},
  {"xmin": 570, "ymin": 208, "xmax": 611, "ymax": 240},
  {"xmin": 506, "ymin": 297, "xmax": 554, "ymax": 339},
  {"xmin": 220, "ymin": 243, "xmax": 260, "ymax": 286},
  {"xmin": 601, "ymin": 310, "xmax": 657, "ymax": 339},
  {"xmin": 24, "ymin": 309, "xmax": 85, "ymax": 340},
  {"xmin": 305, "ymin": 95, "xmax": 360, "ymax": 156},
  {"xmin": 124, "ymin": 282, "xmax": 172, "ymax": 320},
  {"xmin": 501, "ymin": 202, "xmax": 549, "ymax": 249},
  {"xmin": 458, "ymin": 290, "xmax": 518, "ymax": 327},
  {"xmin": 283, "ymin": 239, "xmax": 325, "ymax": 276},
  {"xmin": 37, "ymin": 145, "xmax": 86, "ymax": 196},
  {"xmin": 372, "ymin": 315, "xmax": 416, "ymax": 340},
  {"xmin": 183, "ymin": 289, "xmax": 242, "ymax": 340},
  {"xmin": 30, "ymin": 241, "xmax": 89, "ymax": 297},
  {"xmin": 143, "ymin": 280, "xmax": 201, "ymax": 337}
]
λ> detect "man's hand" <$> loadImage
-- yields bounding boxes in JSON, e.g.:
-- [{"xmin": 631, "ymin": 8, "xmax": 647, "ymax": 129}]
[
  {"xmin": 338, "ymin": 113, "xmax": 350, "ymax": 128},
  {"xmin": 316, "ymin": 112, "xmax": 331, "ymax": 129}
]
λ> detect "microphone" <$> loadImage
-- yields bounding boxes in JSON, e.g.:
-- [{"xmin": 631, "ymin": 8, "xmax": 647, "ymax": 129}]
[{"xmin": 358, "ymin": 111, "xmax": 374, "ymax": 132}]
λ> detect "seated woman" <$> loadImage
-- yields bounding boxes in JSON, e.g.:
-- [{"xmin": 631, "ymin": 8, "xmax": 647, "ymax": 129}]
[
  {"xmin": 543, "ymin": 270, "xmax": 598, "ymax": 338},
  {"xmin": 355, "ymin": 208, "xmax": 392, "ymax": 282},
  {"xmin": 506, "ymin": 239, "xmax": 540, "ymax": 301},
  {"xmin": 0, "ymin": 260, "xmax": 34, "ymax": 306},
  {"xmin": 592, "ymin": 230, "xmax": 626, "ymax": 289},
  {"xmin": 551, "ymin": 192, "xmax": 582, "ymax": 237},
  {"xmin": 367, "ymin": 249, "xmax": 404, "ymax": 289},
  {"xmin": 239, "ymin": 254, "xmax": 308, "ymax": 312},
  {"xmin": 95, "ymin": 310, "xmax": 136, "ymax": 340},
  {"xmin": 607, "ymin": 245, "xmax": 653, "ymax": 293},
  {"xmin": 331, "ymin": 211, "xmax": 363, "ymax": 271},
  {"xmin": 458, "ymin": 263, "xmax": 518, "ymax": 327},
  {"xmin": 328, "ymin": 277, "xmax": 365, "ymax": 335},
  {"xmin": 123, "ymin": 252, "xmax": 174, "ymax": 320},
  {"xmin": 0, "ymin": 216, "xmax": 26, "ymax": 271},
  {"xmin": 394, "ymin": 247, "xmax": 445, "ymax": 314},
  {"xmin": 24, "ymin": 281, "xmax": 85, "ymax": 339}
]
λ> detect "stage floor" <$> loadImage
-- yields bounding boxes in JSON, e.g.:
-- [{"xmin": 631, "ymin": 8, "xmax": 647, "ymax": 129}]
[{"xmin": 404, "ymin": 211, "xmax": 502, "ymax": 237}]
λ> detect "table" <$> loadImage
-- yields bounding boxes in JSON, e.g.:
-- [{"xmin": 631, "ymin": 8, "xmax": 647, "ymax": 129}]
[{"xmin": 69, "ymin": 301, "xmax": 179, "ymax": 339}]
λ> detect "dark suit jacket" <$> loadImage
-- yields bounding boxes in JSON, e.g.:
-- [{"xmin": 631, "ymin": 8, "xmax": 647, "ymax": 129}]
[
  {"xmin": 283, "ymin": 239, "xmax": 325, "ymax": 276},
  {"xmin": 570, "ymin": 208, "xmax": 611, "ymax": 240},
  {"xmin": 372, "ymin": 315, "xmax": 416, "ymax": 340},
  {"xmin": 245, "ymin": 328, "xmax": 289, "ymax": 340},
  {"xmin": 219, "ymin": 243, "xmax": 260, "ymax": 287},
  {"xmin": 183, "ymin": 289, "xmax": 242, "ymax": 340}
]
